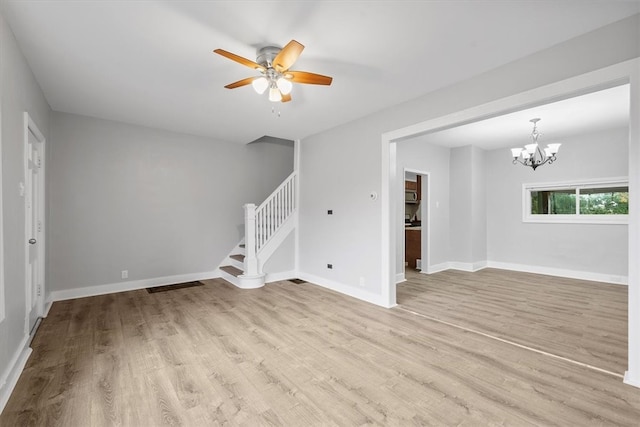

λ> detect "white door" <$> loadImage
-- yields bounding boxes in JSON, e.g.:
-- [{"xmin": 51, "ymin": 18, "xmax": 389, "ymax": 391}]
[{"xmin": 25, "ymin": 115, "xmax": 45, "ymax": 335}]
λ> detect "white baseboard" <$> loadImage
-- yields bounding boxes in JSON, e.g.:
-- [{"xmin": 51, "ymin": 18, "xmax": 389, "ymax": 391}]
[
  {"xmin": 395, "ymin": 272, "xmax": 406, "ymax": 283},
  {"xmin": 449, "ymin": 261, "xmax": 488, "ymax": 272},
  {"xmin": 0, "ymin": 335, "xmax": 32, "ymax": 414},
  {"xmin": 43, "ymin": 300, "xmax": 53, "ymax": 318},
  {"xmin": 624, "ymin": 371, "xmax": 640, "ymax": 389},
  {"xmin": 297, "ymin": 272, "xmax": 394, "ymax": 308},
  {"xmin": 417, "ymin": 260, "xmax": 626, "ymax": 285},
  {"xmin": 265, "ymin": 270, "xmax": 297, "ymax": 283},
  {"xmin": 48, "ymin": 270, "xmax": 220, "ymax": 302},
  {"xmin": 424, "ymin": 262, "xmax": 451, "ymax": 274},
  {"xmin": 487, "ymin": 261, "xmax": 628, "ymax": 285}
]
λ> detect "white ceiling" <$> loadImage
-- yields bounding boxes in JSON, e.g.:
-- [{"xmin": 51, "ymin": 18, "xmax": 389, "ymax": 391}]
[{"xmin": 2, "ymin": 1, "xmax": 638, "ymax": 144}]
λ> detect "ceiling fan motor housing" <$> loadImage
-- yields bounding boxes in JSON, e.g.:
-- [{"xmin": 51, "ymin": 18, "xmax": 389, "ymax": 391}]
[{"xmin": 256, "ymin": 46, "xmax": 282, "ymax": 69}]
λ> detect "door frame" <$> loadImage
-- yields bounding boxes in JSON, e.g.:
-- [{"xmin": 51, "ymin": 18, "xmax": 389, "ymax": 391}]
[
  {"xmin": 23, "ymin": 112, "xmax": 45, "ymax": 335},
  {"xmin": 401, "ymin": 168, "xmax": 430, "ymax": 277}
]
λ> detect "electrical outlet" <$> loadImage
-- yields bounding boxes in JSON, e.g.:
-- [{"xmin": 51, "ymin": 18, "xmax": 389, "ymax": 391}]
[
  {"xmin": 121, "ymin": 270, "xmax": 128, "ymax": 279},
  {"xmin": 327, "ymin": 210, "xmax": 333, "ymax": 215},
  {"xmin": 359, "ymin": 277, "xmax": 365, "ymax": 287},
  {"xmin": 327, "ymin": 264, "xmax": 333, "ymax": 269}
]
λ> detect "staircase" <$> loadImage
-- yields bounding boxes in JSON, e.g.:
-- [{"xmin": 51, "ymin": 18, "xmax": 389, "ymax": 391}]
[{"xmin": 219, "ymin": 171, "xmax": 297, "ymax": 288}]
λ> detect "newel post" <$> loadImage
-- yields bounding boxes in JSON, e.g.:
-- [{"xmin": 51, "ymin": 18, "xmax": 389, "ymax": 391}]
[{"xmin": 243, "ymin": 203, "xmax": 259, "ymax": 276}]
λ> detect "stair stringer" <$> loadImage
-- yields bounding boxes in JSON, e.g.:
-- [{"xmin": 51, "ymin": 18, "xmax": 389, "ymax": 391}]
[{"xmin": 218, "ymin": 240, "xmax": 265, "ymax": 289}]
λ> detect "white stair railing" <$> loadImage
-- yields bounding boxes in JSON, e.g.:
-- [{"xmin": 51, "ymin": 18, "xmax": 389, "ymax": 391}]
[{"xmin": 243, "ymin": 171, "xmax": 297, "ymax": 276}]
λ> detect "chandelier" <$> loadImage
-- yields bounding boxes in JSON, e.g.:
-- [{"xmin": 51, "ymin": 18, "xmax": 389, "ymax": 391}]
[{"xmin": 510, "ymin": 118, "xmax": 561, "ymax": 171}]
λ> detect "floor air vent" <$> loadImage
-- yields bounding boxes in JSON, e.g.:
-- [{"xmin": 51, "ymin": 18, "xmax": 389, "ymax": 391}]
[{"xmin": 146, "ymin": 281, "xmax": 204, "ymax": 293}]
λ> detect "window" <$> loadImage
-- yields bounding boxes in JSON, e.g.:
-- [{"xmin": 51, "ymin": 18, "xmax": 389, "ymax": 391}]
[{"xmin": 523, "ymin": 178, "xmax": 628, "ymax": 224}]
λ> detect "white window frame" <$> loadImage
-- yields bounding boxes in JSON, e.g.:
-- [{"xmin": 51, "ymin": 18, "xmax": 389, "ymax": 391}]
[{"xmin": 523, "ymin": 177, "xmax": 629, "ymax": 225}]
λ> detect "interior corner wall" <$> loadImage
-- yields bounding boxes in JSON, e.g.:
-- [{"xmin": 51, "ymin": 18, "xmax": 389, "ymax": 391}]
[
  {"xmin": 471, "ymin": 146, "xmax": 487, "ymax": 263},
  {"xmin": 48, "ymin": 111, "xmax": 293, "ymax": 294},
  {"xmin": 0, "ymin": 11, "xmax": 51, "ymax": 407},
  {"xmin": 299, "ymin": 13, "xmax": 639, "ymax": 305},
  {"xmin": 486, "ymin": 126, "xmax": 629, "ymax": 277},
  {"xmin": 449, "ymin": 146, "xmax": 473, "ymax": 263},
  {"xmin": 448, "ymin": 145, "xmax": 488, "ymax": 267}
]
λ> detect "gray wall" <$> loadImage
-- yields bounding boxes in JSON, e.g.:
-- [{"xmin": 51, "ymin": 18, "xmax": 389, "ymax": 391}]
[
  {"xmin": 486, "ymin": 126, "xmax": 628, "ymax": 276},
  {"xmin": 449, "ymin": 145, "xmax": 487, "ymax": 266},
  {"xmin": 299, "ymin": 14, "xmax": 639, "ymax": 301},
  {"xmin": 0, "ymin": 11, "xmax": 51, "ymax": 401},
  {"xmin": 450, "ymin": 146, "xmax": 473, "ymax": 263},
  {"xmin": 298, "ymin": 122, "xmax": 382, "ymax": 298},
  {"xmin": 49, "ymin": 112, "xmax": 293, "ymax": 292}
]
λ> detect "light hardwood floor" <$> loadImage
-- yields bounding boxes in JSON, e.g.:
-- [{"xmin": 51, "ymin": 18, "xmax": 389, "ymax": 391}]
[
  {"xmin": 1, "ymin": 272, "xmax": 639, "ymax": 426},
  {"xmin": 399, "ymin": 268, "xmax": 629, "ymax": 375}
]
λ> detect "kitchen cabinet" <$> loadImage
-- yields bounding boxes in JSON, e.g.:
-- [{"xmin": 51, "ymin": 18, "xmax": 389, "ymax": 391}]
[
  {"xmin": 404, "ymin": 176, "xmax": 421, "ymax": 201},
  {"xmin": 405, "ymin": 180, "xmax": 417, "ymax": 191},
  {"xmin": 405, "ymin": 228, "xmax": 421, "ymax": 269}
]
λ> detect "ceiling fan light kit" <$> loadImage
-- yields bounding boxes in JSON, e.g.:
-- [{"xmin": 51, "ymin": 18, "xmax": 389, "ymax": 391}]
[
  {"xmin": 252, "ymin": 77, "xmax": 269, "ymax": 94},
  {"xmin": 214, "ymin": 40, "xmax": 332, "ymax": 103},
  {"xmin": 510, "ymin": 118, "xmax": 561, "ymax": 171}
]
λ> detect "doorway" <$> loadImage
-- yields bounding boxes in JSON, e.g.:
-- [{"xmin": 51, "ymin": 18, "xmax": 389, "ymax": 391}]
[
  {"xmin": 403, "ymin": 169, "xmax": 429, "ymax": 275},
  {"xmin": 24, "ymin": 112, "xmax": 45, "ymax": 336}
]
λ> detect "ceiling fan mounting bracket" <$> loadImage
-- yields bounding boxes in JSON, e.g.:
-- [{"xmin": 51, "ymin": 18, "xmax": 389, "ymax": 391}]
[{"xmin": 256, "ymin": 45, "xmax": 282, "ymax": 69}]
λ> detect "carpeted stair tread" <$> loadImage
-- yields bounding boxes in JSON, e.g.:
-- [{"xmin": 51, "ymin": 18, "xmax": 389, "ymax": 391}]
[{"xmin": 221, "ymin": 265, "xmax": 243, "ymax": 277}]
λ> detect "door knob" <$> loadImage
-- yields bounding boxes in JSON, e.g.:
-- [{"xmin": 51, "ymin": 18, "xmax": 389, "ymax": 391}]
[{"xmin": 28, "ymin": 238, "xmax": 36, "ymax": 245}]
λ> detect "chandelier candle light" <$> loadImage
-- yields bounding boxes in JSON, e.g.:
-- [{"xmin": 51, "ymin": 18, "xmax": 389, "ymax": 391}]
[{"xmin": 510, "ymin": 118, "xmax": 561, "ymax": 171}]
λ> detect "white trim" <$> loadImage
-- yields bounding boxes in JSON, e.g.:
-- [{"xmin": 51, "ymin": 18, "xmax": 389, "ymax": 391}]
[
  {"xmin": 0, "ymin": 335, "xmax": 32, "ymax": 414},
  {"xmin": 624, "ymin": 371, "xmax": 640, "ymax": 388},
  {"xmin": 395, "ymin": 272, "xmax": 406, "ymax": 284},
  {"xmin": 423, "ymin": 262, "xmax": 451, "ymax": 274},
  {"xmin": 449, "ymin": 261, "xmax": 488, "ymax": 272},
  {"xmin": 522, "ymin": 177, "xmax": 629, "ymax": 224},
  {"xmin": 422, "ymin": 261, "xmax": 488, "ymax": 274},
  {"xmin": 23, "ymin": 112, "xmax": 46, "ymax": 334},
  {"xmin": 487, "ymin": 261, "xmax": 627, "ymax": 285},
  {"xmin": 48, "ymin": 270, "xmax": 219, "ymax": 302},
  {"xmin": 265, "ymin": 270, "xmax": 297, "ymax": 283},
  {"xmin": 298, "ymin": 272, "xmax": 395, "ymax": 308},
  {"xmin": 419, "ymin": 260, "xmax": 626, "ymax": 285},
  {"xmin": 43, "ymin": 300, "xmax": 53, "ymax": 318},
  {"xmin": 523, "ymin": 215, "xmax": 628, "ymax": 225},
  {"xmin": 235, "ymin": 273, "xmax": 266, "ymax": 289}
]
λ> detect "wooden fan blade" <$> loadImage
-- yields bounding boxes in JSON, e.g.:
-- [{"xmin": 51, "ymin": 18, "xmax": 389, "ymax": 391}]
[
  {"xmin": 286, "ymin": 71, "xmax": 333, "ymax": 86},
  {"xmin": 224, "ymin": 76, "xmax": 256, "ymax": 89},
  {"xmin": 273, "ymin": 40, "xmax": 304, "ymax": 73},
  {"xmin": 281, "ymin": 93, "xmax": 292, "ymax": 103},
  {"xmin": 214, "ymin": 49, "xmax": 265, "ymax": 72}
]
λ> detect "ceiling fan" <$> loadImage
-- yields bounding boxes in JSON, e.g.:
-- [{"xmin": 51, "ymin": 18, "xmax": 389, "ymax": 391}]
[{"xmin": 214, "ymin": 40, "xmax": 333, "ymax": 103}]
